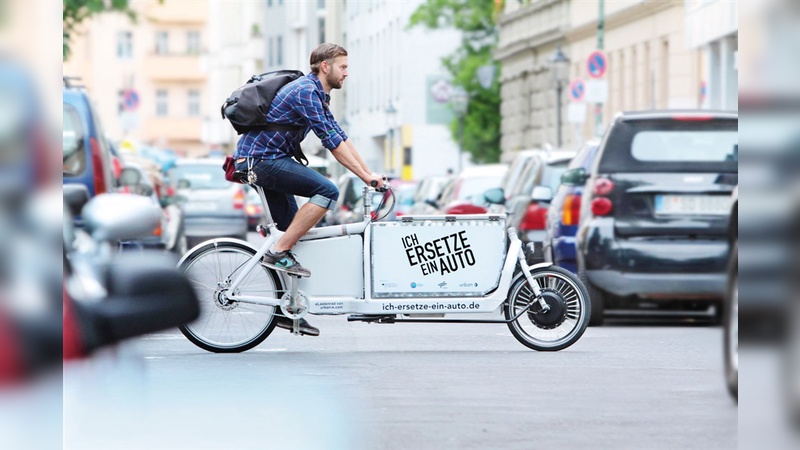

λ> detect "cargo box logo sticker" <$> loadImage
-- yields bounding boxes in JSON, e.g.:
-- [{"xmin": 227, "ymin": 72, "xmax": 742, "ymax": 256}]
[{"xmin": 400, "ymin": 231, "xmax": 476, "ymax": 276}]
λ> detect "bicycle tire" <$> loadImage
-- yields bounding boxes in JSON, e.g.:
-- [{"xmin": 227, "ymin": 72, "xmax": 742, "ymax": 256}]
[
  {"xmin": 505, "ymin": 266, "xmax": 591, "ymax": 351},
  {"xmin": 178, "ymin": 240, "xmax": 283, "ymax": 353}
]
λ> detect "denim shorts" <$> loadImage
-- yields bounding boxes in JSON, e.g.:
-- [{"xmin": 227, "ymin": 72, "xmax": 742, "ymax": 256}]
[{"xmin": 235, "ymin": 156, "xmax": 339, "ymax": 231}]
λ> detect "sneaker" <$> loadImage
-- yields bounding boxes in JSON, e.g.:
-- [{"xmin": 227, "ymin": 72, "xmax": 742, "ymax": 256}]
[
  {"xmin": 275, "ymin": 317, "xmax": 320, "ymax": 337},
  {"xmin": 260, "ymin": 249, "xmax": 311, "ymax": 277}
]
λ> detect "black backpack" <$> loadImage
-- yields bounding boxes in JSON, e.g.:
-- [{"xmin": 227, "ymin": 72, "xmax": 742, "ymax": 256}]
[{"xmin": 221, "ymin": 70, "xmax": 309, "ymax": 165}]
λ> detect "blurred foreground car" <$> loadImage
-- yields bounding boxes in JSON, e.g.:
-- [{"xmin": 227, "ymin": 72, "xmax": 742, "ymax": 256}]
[
  {"xmin": 724, "ymin": 187, "xmax": 737, "ymax": 401},
  {"xmin": 167, "ymin": 158, "xmax": 247, "ymax": 246},
  {"xmin": 575, "ymin": 110, "xmax": 738, "ymax": 325},
  {"xmin": 63, "ymin": 77, "xmax": 114, "ymax": 198},
  {"xmin": 543, "ymin": 143, "xmax": 600, "ymax": 273},
  {"xmin": 435, "ymin": 164, "xmax": 507, "ymax": 215}
]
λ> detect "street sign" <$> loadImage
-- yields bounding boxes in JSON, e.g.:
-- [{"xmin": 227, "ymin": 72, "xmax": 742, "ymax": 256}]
[
  {"xmin": 586, "ymin": 79, "xmax": 608, "ymax": 104},
  {"xmin": 122, "ymin": 89, "xmax": 140, "ymax": 111},
  {"xmin": 586, "ymin": 50, "xmax": 607, "ymax": 79},
  {"xmin": 569, "ymin": 79, "xmax": 585, "ymax": 102},
  {"xmin": 567, "ymin": 103, "xmax": 587, "ymax": 124}
]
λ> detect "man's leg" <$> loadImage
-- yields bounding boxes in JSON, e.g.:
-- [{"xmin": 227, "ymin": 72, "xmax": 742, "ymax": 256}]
[{"xmin": 272, "ymin": 202, "xmax": 327, "ymax": 253}]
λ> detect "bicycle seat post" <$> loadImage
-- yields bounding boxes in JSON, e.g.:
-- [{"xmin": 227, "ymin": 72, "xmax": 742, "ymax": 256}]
[{"xmin": 253, "ymin": 184, "xmax": 278, "ymax": 230}]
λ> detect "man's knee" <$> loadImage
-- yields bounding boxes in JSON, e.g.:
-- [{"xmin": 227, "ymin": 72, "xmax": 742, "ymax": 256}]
[{"xmin": 308, "ymin": 181, "xmax": 339, "ymax": 211}]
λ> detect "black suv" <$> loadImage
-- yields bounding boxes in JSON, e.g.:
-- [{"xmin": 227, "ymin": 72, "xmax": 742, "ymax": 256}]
[{"xmin": 568, "ymin": 111, "xmax": 738, "ymax": 325}]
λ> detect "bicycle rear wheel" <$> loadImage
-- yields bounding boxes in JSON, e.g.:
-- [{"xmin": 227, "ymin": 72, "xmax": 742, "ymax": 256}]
[{"xmin": 179, "ymin": 241, "xmax": 283, "ymax": 353}]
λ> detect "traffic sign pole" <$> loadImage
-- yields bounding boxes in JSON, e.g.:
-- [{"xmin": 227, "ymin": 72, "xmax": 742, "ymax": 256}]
[{"xmin": 595, "ymin": 0, "xmax": 605, "ymax": 137}]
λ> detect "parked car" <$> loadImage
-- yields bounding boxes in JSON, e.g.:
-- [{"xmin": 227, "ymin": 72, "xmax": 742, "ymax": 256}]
[
  {"xmin": 724, "ymin": 186, "xmax": 737, "ymax": 401},
  {"xmin": 487, "ymin": 149, "xmax": 543, "ymax": 215},
  {"xmin": 543, "ymin": 142, "xmax": 600, "ymax": 273},
  {"xmin": 387, "ymin": 179, "xmax": 418, "ymax": 220},
  {"xmin": 167, "ymin": 158, "xmax": 247, "ymax": 247},
  {"xmin": 407, "ymin": 175, "xmax": 450, "ymax": 215},
  {"xmin": 325, "ymin": 173, "xmax": 369, "ymax": 225},
  {"xmin": 63, "ymin": 78, "xmax": 115, "ymax": 198},
  {"xmin": 573, "ymin": 110, "xmax": 738, "ymax": 325},
  {"xmin": 434, "ymin": 164, "xmax": 508, "ymax": 215},
  {"xmin": 116, "ymin": 164, "xmax": 188, "ymax": 255},
  {"xmin": 486, "ymin": 149, "xmax": 577, "ymax": 263}
]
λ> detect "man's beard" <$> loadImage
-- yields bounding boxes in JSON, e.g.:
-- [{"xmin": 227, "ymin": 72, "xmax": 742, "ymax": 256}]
[{"xmin": 326, "ymin": 72, "xmax": 343, "ymax": 89}]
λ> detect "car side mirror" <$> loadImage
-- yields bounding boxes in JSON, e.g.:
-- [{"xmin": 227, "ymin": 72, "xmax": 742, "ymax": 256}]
[
  {"xmin": 531, "ymin": 186, "xmax": 553, "ymax": 203},
  {"xmin": 561, "ymin": 168, "xmax": 589, "ymax": 186},
  {"xmin": 483, "ymin": 187, "xmax": 505, "ymax": 205}
]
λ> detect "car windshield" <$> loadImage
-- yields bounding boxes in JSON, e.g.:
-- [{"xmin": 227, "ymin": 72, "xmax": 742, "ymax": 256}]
[
  {"xmin": 459, "ymin": 175, "xmax": 503, "ymax": 203},
  {"xmin": 541, "ymin": 162, "xmax": 569, "ymax": 192},
  {"xmin": 170, "ymin": 164, "xmax": 229, "ymax": 190},
  {"xmin": 63, "ymin": 102, "xmax": 86, "ymax": 176},
  {"xmin": 631, "ymin": 130, "xmax": 738, "ymax": 162}
]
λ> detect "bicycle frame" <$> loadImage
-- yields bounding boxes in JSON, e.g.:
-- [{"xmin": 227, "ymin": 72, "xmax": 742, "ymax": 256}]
[{"xmin": 194, "ymin": 184, "xmax": 549, "ymax": 318}]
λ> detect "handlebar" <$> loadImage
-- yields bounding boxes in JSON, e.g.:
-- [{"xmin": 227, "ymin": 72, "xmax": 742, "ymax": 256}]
[{"xmin": 370, "ymin": 179, "xmax": 390, "ymax": 193}]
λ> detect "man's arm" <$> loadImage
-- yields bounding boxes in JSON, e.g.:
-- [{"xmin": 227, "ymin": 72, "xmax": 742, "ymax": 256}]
[
  {"xmin": 343, "ymin": 139, "xmax": 373, "ymax": 176},
  {"xmin": 331, "ymin": 141, "xmax": 383, "ymax": 187}
]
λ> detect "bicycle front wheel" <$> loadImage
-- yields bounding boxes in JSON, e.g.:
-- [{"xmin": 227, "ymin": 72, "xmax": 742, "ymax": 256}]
[
  {"xmin": 505, "ymin": 266, "xmax": 590, "ymax": 351},
  {"xmin": 179, "ymin": 241, "xmax": 283, "ymax": 353}
]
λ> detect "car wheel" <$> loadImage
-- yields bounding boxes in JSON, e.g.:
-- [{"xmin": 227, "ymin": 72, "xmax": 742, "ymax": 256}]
[{"xmin": 579, "ymin": 271, "xmax": 605, "ymax": 326}]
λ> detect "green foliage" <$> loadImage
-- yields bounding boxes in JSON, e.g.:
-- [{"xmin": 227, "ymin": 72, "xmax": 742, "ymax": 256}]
[
  {"xmin": 409, "ymin": 0, "xmax": 501, "ymax": 164},
  {"xmin": 63, "ymin": 0, "xmax": 137, "ymax": 60}
]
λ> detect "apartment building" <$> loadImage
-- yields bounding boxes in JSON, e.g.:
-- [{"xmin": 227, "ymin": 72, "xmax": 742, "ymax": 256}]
[
  {"xmin": 495, "ymin": 0, "xmax": 704, "ymax": 159},
  {"xmin": 343, "ymin": 1, "xmax": 461, "ymax": 180},
  {"xmin": 64, "ymin": 0, "xmax": 209, "ymax": 156},
  {"xmin": 685, "ymin": 0, "xmax": 737, "ymax": 110}
]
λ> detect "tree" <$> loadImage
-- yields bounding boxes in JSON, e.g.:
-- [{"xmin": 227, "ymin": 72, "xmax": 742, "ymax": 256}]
[
  {"xmin": 63, "ymin": 0, "xmax": 137, "ymax": 60},
  {"xmin": 408, "ymin": 0, "xmax": 502, "ymax": 164}
]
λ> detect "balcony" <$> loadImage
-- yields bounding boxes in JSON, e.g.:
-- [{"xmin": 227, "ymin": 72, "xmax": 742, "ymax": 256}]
[
  {"xmin": 141, "ymin": 116, "xmax": 203, "ymax": 143},
  {"xmin": 145, "ymin": 54, "xmax": 207, "ymax": 82}
]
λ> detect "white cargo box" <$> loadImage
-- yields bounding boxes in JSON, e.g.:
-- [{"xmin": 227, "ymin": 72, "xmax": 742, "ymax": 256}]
[{"xmin": 370, "ymin": 215, "xmax": 507, "ymax": 298}]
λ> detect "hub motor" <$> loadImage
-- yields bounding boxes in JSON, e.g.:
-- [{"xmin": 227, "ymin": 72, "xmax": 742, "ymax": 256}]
[{"xmin": 528, "ymin": 288, "xmax": 567, "ymax": 329}]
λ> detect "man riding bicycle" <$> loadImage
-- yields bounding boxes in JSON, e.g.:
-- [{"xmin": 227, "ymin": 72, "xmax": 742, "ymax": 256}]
[{"xmin": 233, "ymin": 43, "xmax": 386, "ymax": 336}]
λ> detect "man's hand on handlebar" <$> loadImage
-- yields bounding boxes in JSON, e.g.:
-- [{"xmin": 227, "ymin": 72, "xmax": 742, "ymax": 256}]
[{"xmin": 367, "ymin": 173, "xmax": 388, "ymax": 191}]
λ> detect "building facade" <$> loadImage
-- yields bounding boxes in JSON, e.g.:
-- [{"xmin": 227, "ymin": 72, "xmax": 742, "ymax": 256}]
[
  {"xmin": 685, "ymin": 0, "xmax": 737, "ymax": 110},
  {"xmin": 495, "ymin": 0, "xmax": 705, "ymax": 161},
  {"xmin": 494, "ymin": 0, "xmax": 571, "ymax": 161},
  {"xmin": 64, "ymin": 0, "xmax": 209, "ymax": 156},
  {"xmin": 342, "ymin": 1, "xmax": 462, "ymax": 180}
]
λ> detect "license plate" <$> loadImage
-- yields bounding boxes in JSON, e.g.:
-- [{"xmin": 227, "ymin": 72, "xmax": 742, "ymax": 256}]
[
  {"xmin": 654, "ymin": 195, "xmax": 731, "ymax": 215},
  {"xmin": 184, "ymin": 202, "xmax": 218, "ymax": 213}
]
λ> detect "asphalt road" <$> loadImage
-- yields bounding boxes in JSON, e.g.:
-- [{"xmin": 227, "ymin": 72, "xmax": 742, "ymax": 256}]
[{"xmin": 63, "ymin": 313, "xmax": 737, "ymax": 450}]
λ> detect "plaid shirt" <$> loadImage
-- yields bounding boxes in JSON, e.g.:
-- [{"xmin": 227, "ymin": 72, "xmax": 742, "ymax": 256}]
[{"xmin": 235, "ymin": 72, "xmax": 347, "ymax": 160}]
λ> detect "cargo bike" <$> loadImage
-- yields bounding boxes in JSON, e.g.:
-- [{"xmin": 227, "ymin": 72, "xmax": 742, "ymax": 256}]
[{"xmin": 177, "ymin": 170, "xmax": 591, "ymax": 352}]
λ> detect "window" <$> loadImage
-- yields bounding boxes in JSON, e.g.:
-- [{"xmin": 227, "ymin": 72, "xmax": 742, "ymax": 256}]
[
  {"xmin": 187, "ymin": 89, "xmax": 200, "ymax": 117},
  {"xmin": 188, "ymin": 90, "xmax": 200, "ymax": 116},
  {"xmin": 63, "ymin": 103, "xmax": 86, "ymax": 176},
  {"xmin": 268, "ymin": 37, "xmax": 274, "ymax": 66},
  {"xmin": 277, "ymin": 36, "xmax": 283, "ymax": 65},
  {"xmin": 319, "ymin": 18, "xmax": 326, "ymax": 44},
  {"xmin": 267, "ymin": 0, "xmax": 272, "ymax": 6},
  {"xmin": 187, "ymin": 31, "xmax": 200, "ymax": 54},
  {"xmin": 155, "ymin": 31, "xmax": 169, "ymax": 55},
  {"xmin": 631, "ymin": 130, "xmax": 738, "ymax": 163},
  {"xmin": 117, "ymin": 31, "xmax": 133, "ymax": 59},
  {"xmin": 156, "ymin": 89, "xmax": 168, "ymax": 116},
  {"xmin": 318, "ymin": 0, "xmax": 325, "ymax": 9}
]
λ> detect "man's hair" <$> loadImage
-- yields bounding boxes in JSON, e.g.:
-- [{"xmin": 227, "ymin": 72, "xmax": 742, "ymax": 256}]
[{"xmin": 310, "ymin": 43, "xmax": 348, "ymax": 74}]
